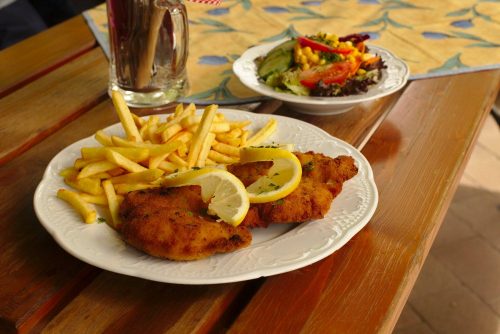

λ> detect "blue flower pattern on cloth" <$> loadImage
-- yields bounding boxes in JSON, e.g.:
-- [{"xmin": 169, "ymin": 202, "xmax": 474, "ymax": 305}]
[
  {"xmin": 451, "ymin": 20, "xmax": 474, "ymax": 28},
  {"xmin": 422, "ymin": 32, "xmax": 449, "ymax": 39},
  {"xmin": 207, "ymin": 7, "xmax": 230, "ymax": 15},
  {"xmin": 263, "ymin": 6, "xmax": 289, "ymax": 13},
  {"xmin": 198, "ymin": 56, "xmax": 230, "ymax": 65}
]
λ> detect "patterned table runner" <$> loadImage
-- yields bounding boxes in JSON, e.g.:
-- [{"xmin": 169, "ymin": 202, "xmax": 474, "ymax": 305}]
[{"xmin": 84, "ymin": 0, "xmax": 500, "ymax": 104}]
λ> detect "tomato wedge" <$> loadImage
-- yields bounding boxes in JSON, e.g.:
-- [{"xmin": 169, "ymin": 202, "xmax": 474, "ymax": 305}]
[
  {"xmin": 299, "ymin": 61, "xmax": 351, "ymax": 89},
  {"xmin": 297, "ymin": 36, "xmax": 352, "ymax": 55}
]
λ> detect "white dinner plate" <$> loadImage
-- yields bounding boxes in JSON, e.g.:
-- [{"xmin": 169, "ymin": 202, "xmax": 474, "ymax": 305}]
[
  {"xmin": 233, "ymin": 40, "xmax": 409, "ymax": 115},
  {"xmin": 34, "ymin": 109, "xmax": 378, "ymax": 285}
]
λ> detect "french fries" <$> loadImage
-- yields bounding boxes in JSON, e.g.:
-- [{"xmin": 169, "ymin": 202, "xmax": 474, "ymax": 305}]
[
  {"xmin": 57, "ymin": 189, "xmax": 96, "ymax": 224},
  {"xmin": 111, "ymin": 90, "xmax": 143, "ymax": 142},
  {"xmin": 57, "ymin": 91, "xmax": 278, "ymax": 224}
]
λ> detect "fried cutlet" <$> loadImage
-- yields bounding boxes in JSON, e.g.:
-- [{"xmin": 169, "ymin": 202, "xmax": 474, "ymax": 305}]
[
  {"xmin": 227, "ymin": 152, "xmax": 358, "ymax": 228},
  {"xmin": 118, "ymin": 186, "xmax": 252, "ymax": 261}
]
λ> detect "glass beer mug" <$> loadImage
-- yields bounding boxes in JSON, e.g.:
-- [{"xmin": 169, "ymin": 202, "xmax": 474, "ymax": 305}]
[{"xmin": 106, "ymin": 0, "xmax": 189, "ymax": 107}]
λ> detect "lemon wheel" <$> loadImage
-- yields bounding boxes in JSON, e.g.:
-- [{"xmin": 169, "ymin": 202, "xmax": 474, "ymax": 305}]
[
  {"xmin": 162, "ymin": 168, "xmax": 250, "ymax": 226},
  {"xmin": 239, "ymin": 147, "xmax": 302, "ymax": 203}
]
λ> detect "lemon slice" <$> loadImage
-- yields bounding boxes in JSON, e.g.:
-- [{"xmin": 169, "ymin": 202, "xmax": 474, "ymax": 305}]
[
  {"xmin": 162, "ymin": 168, "xmax": 250, "ymax": 226},
  {"xmin": 239, "ymin": 147, "xmax": 302, "ymax": 203}
]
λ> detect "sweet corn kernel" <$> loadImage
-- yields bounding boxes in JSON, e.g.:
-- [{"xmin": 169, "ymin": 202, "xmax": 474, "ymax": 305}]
[
  {"xmin": 357, "ymin": 69, "xmax": 366, "ymax": 75},
  {"xmin": 300, "ymin": 54, "xmax": 307, "ymax": 64},
  {"xmin": 362, "ymin": 53, "xmax": 374, "ymax": 61},
  {"xmin": 302, "ymin": 63, "xmax": 310, "ymax": 70},
  {"xmin": 345, "ymin": 41, "xmax": 353, "ymax": 47},
  {"xmin": 340, "ymin": 54, "xmax": 345, "ymax": 60},
  {"xmin": 295, "ymin": 46, "xmax": 303, "ymax": 57},
  {"xmin": 310, "ymin": 54, "xmax": 320, "ymax": 63},
  {"xmin": 303, "ymin": 46, "xmax": 313, "ymax": 57},
  {"xmin": 319, "ymin": 59, "xmax": 326, "ymax": 65}
]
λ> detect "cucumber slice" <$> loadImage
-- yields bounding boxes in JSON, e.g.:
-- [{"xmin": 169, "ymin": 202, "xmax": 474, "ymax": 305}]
[
  {"xmin": 265, "ymin": 39, "xmax": 296, "ymax": 58},
  {"xmin": 257, "ymin": 49, "xmax": 293, "ymax": 79},
  {"xmin": 257, "ymin": 39, "xmax": 296, "ymax": 79}
]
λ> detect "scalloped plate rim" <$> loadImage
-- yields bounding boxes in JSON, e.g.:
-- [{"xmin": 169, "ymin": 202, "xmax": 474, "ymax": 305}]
[{"xmin": 34, "ymin": 109, "xmax": 378, "ymax": 285}]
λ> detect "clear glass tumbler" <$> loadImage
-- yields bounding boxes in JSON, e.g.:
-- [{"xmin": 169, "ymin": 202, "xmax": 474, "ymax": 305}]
[{"xmin": 106, "ymin": 0, "xmax": 189, "ymax": 107}]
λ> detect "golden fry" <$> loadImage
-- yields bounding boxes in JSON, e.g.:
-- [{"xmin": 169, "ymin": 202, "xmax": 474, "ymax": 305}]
[
  {"xmin": 74, "ymin": 158, "xmax": 100, "ymax": 170},
  {"xmin": 95, "ymin": 130, "xmax": 113, "ymax": 146},
  {"xmin": 167, "ymin": 131, "xmax": 193, "ymax": 144},
  {"xmin": 177, "ymin": 142, "xmax": 188, "ymax": 157},
  {"xmin": 216, "ymin": 133, "xmax": 240, "ymax": 147},
  {"xmin": 131, "ymin": 113, "xmax": 146, "ymax": 128},
  {"xmin": 109, "ymin": 168, "xmax": 164, "ymax": 184},
  {"xmin": 160, "ymin": 123, "xmax": 183, "ymax": 142},
  {"xmin": 187, "ymin": 104, "xmax": 218, "ymax": 168},
  {"xmin": 111, "ymin": 90, "xmax": 143, "ymax": 142},
  {"xmin": 212, "ymin": 141, "xmax": 240, "ymax": 157},
  {"xmin": 157, "ymin": 160, "xmax": 179, "ymax": 173},
  {"xmin": 207, "ymin": 150, "xmax": 239, "ymax": 164},
  {"xmin": 188, "ymin": 122, "xmax": 230, "ymax": 134},
  {"xmin": 103, "ymin": 180, "xmax": 120, "ymax": 227},
  {"xmin": 245, "ymin": 118, "xmax": 277, "ymax": 147},
  {"xmin": 64, "ymin": 175, "xmax": 103, "ymax": 195},
  {"xmin": 240, "ymin": 130, "xmax": 249, "ymax": 147},
  {"xmin": 81, "ymin": 146, "xmax": 149, "ymax": 162},
  {"xmin": 180, "ymin": 115, "xmax": 202, "ymax": 128},
  {"xmin": 167, "ymin": 152, "xmax": 188, "ymax": 167},
  {"xmin": 79, "ymin": 193, "xmax": 108, "ymax": 206},
  {"xmin": 229, "ymin": 120, "xmax": 252, "ymax": 129},
  {"xmin": 195, "ymin": 132, "xmax": 216, "ymax": 167},
  {"xmin": 77, "ymin": 160, "xmax": 118, "ymax": 179},
  {"xmin": 105, "ymin": 149, "xmax": 148, "ymax": 173},
  {"xmin": 57, "ymin": 189, "xmax": 96, "ymax": 224},
  {"xmin": 59, "ymin": 167, "xmax": 77, "ymax": 178},
  {"xmin": 148, "ymin": 141, "xmax": 182, "ymax": 156}
]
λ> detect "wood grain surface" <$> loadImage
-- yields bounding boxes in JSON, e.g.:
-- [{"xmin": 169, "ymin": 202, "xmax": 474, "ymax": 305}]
[
  {"xmin": 29, "ymin": 88, "xmax": 399, "ymax": 334},
  {"xmin": 1, "ymin": 13, "xmax": 499, "ymax": 334},
  {"xmin": 0, "ymin": 16, "xmax": 96, "ymax": 98},
  {"xmin": 0, "ymin": 48, "xmax": 108, "ymax": 166},
  {"xmin": 228, "ymin": 70, "xmax": 500, "ymax": 334},
  {"xmin": 0, "ymin": 101, "xmax": 118, "ymax": 334}
]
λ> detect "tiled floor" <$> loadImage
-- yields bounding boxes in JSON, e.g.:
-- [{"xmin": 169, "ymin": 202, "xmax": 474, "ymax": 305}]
[{"xmin": 394, "ymin": 112, "xmax": 500, "ymax": 334}]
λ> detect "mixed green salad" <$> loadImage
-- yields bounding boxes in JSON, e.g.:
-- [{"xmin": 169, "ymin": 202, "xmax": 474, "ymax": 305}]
[{"xmin": 255, "ymin": 32, "xmax": 386, "ymax": 97}]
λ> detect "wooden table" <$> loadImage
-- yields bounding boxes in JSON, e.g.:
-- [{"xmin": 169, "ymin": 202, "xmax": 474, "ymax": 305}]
[{"xmin": 0, "ymin": 16, "xmax": 498, "ymax": 334}]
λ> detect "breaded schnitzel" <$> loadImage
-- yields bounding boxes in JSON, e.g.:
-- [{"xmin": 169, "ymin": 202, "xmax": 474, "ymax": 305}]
[
  {"xmin": 227, "ymin": 152, "xmax": 358, "ymax": 228},
  {"xmin": 118, "ymin": 186, "xmax": 252, "ymax": 261},
  {"xmin": 117, "ymin": 152, "xmax": 357, "ymax": 260}
]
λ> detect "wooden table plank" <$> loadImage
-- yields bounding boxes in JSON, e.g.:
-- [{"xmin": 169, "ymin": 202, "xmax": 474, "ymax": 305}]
[
  {"xmin": 36, "ymin": 89, "xmax": 402, "ymax": 333},
  {"xmin": 0, "ymin": 48, "xmax": 108, "ymax": 166},
  {"xmin": 42, "ymin": 273, "xmax": 259, "ymax": 334},
  {"xmin": 0, "ymin": 16, "xmax": 96, "ymax": 98},
  {"xmin": 273, "ymin": 91, "xmax": 403, "ymax": 149},
  {"xmin": 228, "ymin": 70, "xmax": 500, "ymax": 334},
  {"xmin": 0, "ymin": 101, "xmax": 120, "ymax": 334}
]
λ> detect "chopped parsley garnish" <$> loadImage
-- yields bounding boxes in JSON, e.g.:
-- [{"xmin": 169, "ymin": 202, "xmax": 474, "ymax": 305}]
[
  {"xmin": 320, "ymin": 52, "xmax": 342, "ymax": 63},
  {"xmin": 97, "ymin": 217, "xmax": 106, "ymax": 224}
]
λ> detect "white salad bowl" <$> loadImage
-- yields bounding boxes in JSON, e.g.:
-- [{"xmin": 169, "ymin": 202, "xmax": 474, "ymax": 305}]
[{"xmin": 233, "ymin": 39, "xmax": 410, "ymax": 116}]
